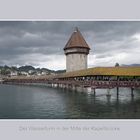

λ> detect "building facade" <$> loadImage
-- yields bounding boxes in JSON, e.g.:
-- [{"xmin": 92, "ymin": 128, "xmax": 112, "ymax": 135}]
[{"xmin": 64, "ymin": 28, "xmax": 90, "ymax": 72}]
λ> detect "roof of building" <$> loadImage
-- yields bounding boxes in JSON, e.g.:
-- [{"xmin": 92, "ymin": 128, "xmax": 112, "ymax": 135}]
[
  {"xmin": 64, "ymin": 27, "xmax": 90, "ymax": 50},
  {"xmin": 57, "ymin": 66, "xmax": 140, "ymax": 78}
]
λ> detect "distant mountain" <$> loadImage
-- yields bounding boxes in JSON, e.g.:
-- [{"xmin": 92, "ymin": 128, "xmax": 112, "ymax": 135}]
[
  {"xmin": 121, "ymin": 64, "xmax": 140, "ymax": 66},
  {"xmin": 0, "ymin": 65, "xmax": 11, "ymax": 70},
  {"xmin": 18, "ymin": 65, "xmax": 36, "ymax": 72},
  {"xmin": 55, "ymin": 70, "xmax": 66, "ymax": 73},
  {"xmin": 0, "ymin": 65, "xmax": 66, "ymax": 75},
  {"xmin": 41, "ymin": 68, "xmax": 53, "ymax": 73}
]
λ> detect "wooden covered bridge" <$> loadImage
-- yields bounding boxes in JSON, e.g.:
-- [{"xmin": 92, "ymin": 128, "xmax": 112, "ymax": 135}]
[{"xmin": 2, "ymin": 66, "xmax": 140, "ymax": 96}]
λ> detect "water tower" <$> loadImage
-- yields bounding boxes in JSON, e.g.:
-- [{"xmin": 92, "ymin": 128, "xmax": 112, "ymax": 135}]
[{"xmin": 64, "ymin": 27, "xmax": 90, "ymax": 72}]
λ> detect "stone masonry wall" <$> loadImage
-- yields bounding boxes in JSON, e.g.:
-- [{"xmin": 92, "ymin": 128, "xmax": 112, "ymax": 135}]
[{"xmin": 66, "ymin": 53, "xmax": 87, "ymax": 72}]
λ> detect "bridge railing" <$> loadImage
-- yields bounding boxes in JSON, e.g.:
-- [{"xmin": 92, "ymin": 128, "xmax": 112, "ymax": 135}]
[
  {"xmin": 52, "ymin": 80, "xmax": 140, "ymax": 88},
  {"xmin": 3, "ymin": 78, "xmax": 140, "ymax": 88}
]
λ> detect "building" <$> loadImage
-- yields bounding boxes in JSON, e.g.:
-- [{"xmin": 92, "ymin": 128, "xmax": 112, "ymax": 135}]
[
  {"xmin": 64, "ymin": 27, "xmax": 90, "ymax": 72},
  {"xmin": 20, "ymin": 71, "xmax": 29, "ymax": 76},
  {"xmin": 10, "ymin": 71, "xmax": 18, "ymax": 76}
]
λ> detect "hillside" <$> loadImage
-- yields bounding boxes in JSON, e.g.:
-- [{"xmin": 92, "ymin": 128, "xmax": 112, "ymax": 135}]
[{"xmin": 0, "ymin": 65, "xmax": 66, "ymax": 76}]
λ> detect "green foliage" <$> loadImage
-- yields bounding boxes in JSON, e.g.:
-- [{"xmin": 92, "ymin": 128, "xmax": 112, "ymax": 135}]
[
  {"xmin": 18, "ymin": 65, "xmax": 35, "ymax": 72},
  {"xmin": 0, "ymin": 68, "xmax": 11, "ymax": 75},
  {"xmin": 115, "ymin": 63, "xmax": 120, "ymax": 67}
]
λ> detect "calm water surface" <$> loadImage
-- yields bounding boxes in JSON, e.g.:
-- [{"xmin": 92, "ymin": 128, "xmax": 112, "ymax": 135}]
[{"xmin": 0, "ymin": 84, "xmax": 140, "ymax": 119}]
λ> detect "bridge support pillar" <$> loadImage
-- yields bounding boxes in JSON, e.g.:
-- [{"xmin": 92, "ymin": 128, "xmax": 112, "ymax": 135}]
[
  {"xmin": 52, "ymin": 83, "xmax": 54, "ymax": 88},
  {"xmin": 72, "ymin": 85, "xmax": 76, "ymax": 91},
  {"xmin": 116, "ymin": 87, "xmax": 119, "ymax": 96},
  {"xmin": 56, "ymin": 83, "xmax": 59, "ymax": 88},
  {"xmin": 106, "ymin": 88, "xmax": 111, "ymax": 97},
  {"xmin": 60, "ymin": 84, "xmax": 63, "ymax": 88},
  {"xmin": 91, "ymin": 87, "xmax": 96, "ymax": 95},
  {"xmin": 68, "ymin": 84, "xmax": 72, "ymax": 90},
  {"xmin": 131, "ymin": 87, "xmax": 134, "ymax": 97},
  {"xmin": 62, "ymin": 84, "xmax": 66, "ymax": 89},
  {"xmin": 65, "ymin": 84, "xmax": 68, "ymax": 89},
  {"xmin": 81, "ymin": 85, "xmax": 85, "ymax": 93}
]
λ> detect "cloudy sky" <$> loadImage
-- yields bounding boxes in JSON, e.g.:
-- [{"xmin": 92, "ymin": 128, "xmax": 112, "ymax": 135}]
[{"xmin": 0, "ymin": 21, "xmax": 140, "ymax": 70}]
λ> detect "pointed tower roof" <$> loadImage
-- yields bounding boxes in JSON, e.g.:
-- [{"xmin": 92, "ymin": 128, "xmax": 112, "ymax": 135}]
[{"xmin": 64, "ymin": 27, "xmax": 90, "ymax": 50}]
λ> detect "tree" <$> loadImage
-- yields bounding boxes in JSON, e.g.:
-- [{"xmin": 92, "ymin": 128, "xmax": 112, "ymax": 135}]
[
  {"xmin": 0, "ymin": 69, "xmax": 11, "ymax": 75},
  {"xmin": 115, "ymin": 62, "xmax": 120, "ymax": 67}
]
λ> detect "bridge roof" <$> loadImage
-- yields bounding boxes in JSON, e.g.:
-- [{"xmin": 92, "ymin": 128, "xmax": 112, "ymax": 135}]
[
  {"xmin": 64, "ymin": 27, "xmax": 90, "ymax": 50},
  {"xmin": 57, "ymin": 66, "xmax": 140, "ymax": 78}
]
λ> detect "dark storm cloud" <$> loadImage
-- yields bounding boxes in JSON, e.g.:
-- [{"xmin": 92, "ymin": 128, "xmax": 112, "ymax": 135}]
[{"xmin": 0, "ymin": 21, "xmax": 140, "ymax": 68}]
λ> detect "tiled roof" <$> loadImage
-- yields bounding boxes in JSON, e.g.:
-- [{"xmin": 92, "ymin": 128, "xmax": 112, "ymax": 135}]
[
  {"xmin": 58, "ymin": 66, "xmax": 140, "ymax": 78},
  {"xmin": 64, "ymin": 27, "xmax": 90, "ymax": 50}
]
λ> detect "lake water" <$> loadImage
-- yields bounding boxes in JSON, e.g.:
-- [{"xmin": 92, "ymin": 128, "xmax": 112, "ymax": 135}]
[{"xmin": 0, "ymin": 84, "xmax": 140, "ymax": 119}]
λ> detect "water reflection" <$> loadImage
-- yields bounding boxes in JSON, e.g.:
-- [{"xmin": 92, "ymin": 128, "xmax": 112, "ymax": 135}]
[{"xmin": 0, "ymin": 84, "xmax": 140, "ymax": 119}]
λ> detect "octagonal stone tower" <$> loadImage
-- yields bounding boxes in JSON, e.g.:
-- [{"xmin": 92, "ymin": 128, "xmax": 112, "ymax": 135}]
[{"xmin": 64, "ymin": 27, "xmax": 90, "ymax": 72}]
